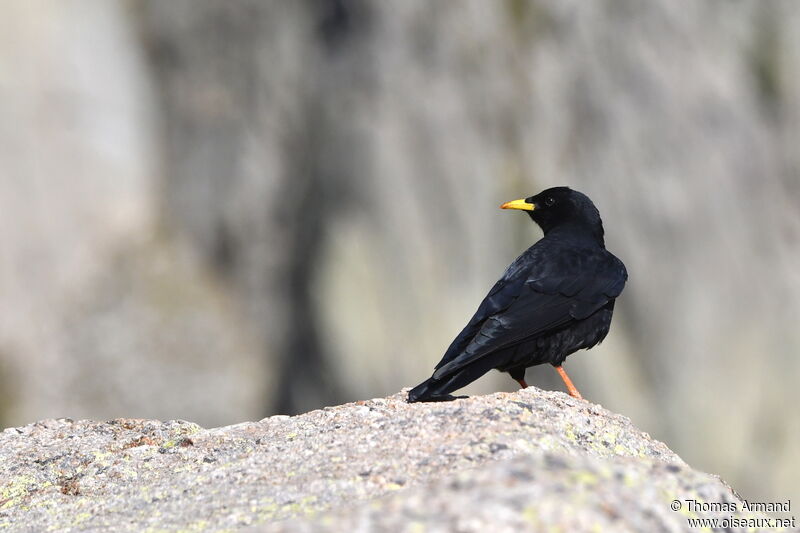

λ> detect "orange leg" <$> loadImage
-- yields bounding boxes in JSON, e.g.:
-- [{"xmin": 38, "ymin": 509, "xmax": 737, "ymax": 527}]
[
  {"xmin": 514, "ymin": 378, "xmax": 529, "ymax": 389},
  {"xmin": 554, "ymin": 365, "xmax": 583, "ymax": 400}
]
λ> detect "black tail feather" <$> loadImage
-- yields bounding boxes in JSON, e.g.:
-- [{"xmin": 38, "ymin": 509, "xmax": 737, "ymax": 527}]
[
  {"xmin": 407, "ymin": 378, "xmax": 441, "ymax": 402},
  {"xmin": 407, "ymin": 374, "xmax": 473, "ymax": 402},
  {"xmin": 408, "ymin": 355, "xmax": 501, "ymax": 402}
]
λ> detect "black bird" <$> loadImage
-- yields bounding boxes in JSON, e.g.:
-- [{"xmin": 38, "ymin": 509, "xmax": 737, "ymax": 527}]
[{"xmin": 408, "ymin": 187, "xmax": 627, "ymax": 402}]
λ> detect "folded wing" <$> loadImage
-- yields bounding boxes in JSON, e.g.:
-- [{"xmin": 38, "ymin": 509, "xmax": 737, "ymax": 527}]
[{"xmin": 432, "ymin": 243, "xmax": 626, "ymax": 380}]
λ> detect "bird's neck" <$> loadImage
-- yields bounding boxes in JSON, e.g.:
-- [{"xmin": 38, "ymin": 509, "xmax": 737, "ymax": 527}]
[{"xmin": 544, "ymin": 222, "xmax": 605, "ymax": 248}]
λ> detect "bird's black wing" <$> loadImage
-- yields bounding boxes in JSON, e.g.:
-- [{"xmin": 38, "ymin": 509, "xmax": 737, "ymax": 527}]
[
  {"xmin": 433, "ymin": 246, "xmax": 536, "ymax": 371},
  {"xmin": 432, "ymin": 242, "xmax": 626, "ymax": 380}
]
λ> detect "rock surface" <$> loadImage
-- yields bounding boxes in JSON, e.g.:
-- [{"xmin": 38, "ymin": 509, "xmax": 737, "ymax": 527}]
[{"xmin": 0, "ymin": 389, "xmax": 770, "ymax": 531}]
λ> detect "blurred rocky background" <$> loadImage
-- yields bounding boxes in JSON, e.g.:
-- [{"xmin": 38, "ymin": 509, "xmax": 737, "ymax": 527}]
[{"xmin": 0, "ymin": 0, "xmax": 797, "ymax": 506}]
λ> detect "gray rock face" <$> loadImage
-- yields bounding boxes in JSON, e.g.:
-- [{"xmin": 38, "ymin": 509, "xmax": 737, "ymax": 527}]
[
  {"xmin": 0, "ymin": 389, "xmax": 771, "ymax": 532},
  {"xmin": 0, "ymin": 1, "xmax": 267, "ymax": 429}
]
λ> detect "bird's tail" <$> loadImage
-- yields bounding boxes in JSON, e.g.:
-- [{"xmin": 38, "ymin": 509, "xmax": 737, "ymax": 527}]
[
  {"xmin": 407, "ymin": 372, "xmax": 469, "ymax": 402},
  {"xmin": 407, "ymin": 377, "xmax": 442, "ymax": 403},
  {"xmin": 408, "ymin": 354, "xmax": 502, "ymax": 402}
]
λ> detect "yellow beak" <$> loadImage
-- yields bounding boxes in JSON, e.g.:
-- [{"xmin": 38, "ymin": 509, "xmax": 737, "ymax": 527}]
[{"xmin": 500, "ymin": 198, "xmax": 535, "ymax": 211}]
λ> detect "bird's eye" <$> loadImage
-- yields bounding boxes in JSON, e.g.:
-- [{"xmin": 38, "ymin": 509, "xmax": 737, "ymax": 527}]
[{"xmin": 545, "ymin": 196, "xmax": 556, "ymax": 206}]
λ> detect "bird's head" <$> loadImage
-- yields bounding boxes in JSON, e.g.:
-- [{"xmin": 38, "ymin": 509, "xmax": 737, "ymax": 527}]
[{"xmin": 501, "ymin": 186, "xmax": 605, "ymax": 245}]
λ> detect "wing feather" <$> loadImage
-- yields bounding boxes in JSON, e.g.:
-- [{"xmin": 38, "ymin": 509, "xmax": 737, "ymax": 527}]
[
  {"xmin": 433, "ymin": 243, "xmax": 626, "ymax": 380},
  {"xmin": 433, "ymin": 248, "xmax": 533, "ymax": 370}
]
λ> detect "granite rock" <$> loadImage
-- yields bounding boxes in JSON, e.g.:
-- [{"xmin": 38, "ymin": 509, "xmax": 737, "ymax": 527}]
[{"xmin": 0, "ymin": 388, "xmax": 769, "ymax": 532}]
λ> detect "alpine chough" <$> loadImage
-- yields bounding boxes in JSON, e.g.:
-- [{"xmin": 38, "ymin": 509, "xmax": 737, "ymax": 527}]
[{"xmin": 407, "ymin": 187, "xmax": 627, "ymax": 402}]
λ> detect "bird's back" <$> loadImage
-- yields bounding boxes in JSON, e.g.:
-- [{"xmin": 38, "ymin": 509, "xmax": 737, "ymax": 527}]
[{"xmin": 409, "ymin": 236, "xmax": 626, "ymax": 402}]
